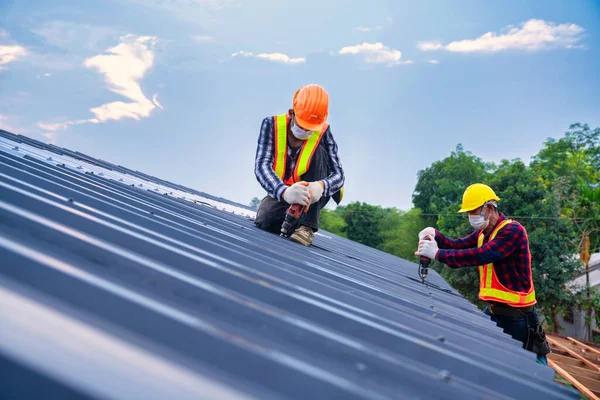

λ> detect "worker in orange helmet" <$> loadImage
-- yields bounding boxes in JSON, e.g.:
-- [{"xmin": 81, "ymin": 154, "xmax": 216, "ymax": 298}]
[{"xmin": 254, "ymin": 84, "xmax": 345, "ymax": 246}]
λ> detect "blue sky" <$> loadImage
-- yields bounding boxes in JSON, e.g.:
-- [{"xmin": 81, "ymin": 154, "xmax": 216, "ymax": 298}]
[{"xmin": 1, "ymin": 0, "xmax": 599, "ymax": 210}]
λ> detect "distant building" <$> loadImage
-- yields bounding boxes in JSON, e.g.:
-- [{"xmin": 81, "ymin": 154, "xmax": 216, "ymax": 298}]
[{"xmin": 557, "ymin": 253, "xmax": 600, "ymax": 340}]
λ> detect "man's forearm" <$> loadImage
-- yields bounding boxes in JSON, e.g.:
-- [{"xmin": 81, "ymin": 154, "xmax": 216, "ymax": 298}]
[
  {"xmin": 435, "ymin": 230, "xmax": 478, "ymax": 250},
  {"xmin": 255, "ymin": 163, "xmax": 287, "ymax": 200}
]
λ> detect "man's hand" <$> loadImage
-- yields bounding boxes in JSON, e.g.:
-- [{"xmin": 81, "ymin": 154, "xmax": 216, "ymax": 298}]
[
  {"xmin": 307, "ymin": 181, "xmax": 324, "ymax": 204},
  {"xmin": 418, "ymin": 227, "xmax": 436, "ymax": 240},
  {"xmin": 282, "ymin": 182, "xmax": 310, "ymax": 206},
  {"xmin": 415, "ymin": 236, "xmax": 439, "ymax": 260}
]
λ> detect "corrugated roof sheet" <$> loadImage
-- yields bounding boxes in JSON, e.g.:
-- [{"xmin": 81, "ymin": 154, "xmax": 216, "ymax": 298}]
[{"xmin": 0, "ymin": 129, "xmax": 580, "ymax": 399}]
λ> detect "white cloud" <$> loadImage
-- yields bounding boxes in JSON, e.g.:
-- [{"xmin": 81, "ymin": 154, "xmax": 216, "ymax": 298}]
[
  {"xmin": 192, "ymin": 35, "xmax": 216, "ymax": 42},
  {"xmin": 38, "ymin": 34, "xmax": 161, "ymax": 131},
  {"xmin": 338, "ymin": 42, "xmax": 411, "ymax": 66},
  {"xmin": 417, "ymin": 42, "xmax": 444, "ymax": 51},
  {"xmin": 84, "ymin": 35, "xmax": 158, "ymax": 122},
  {"xmin": 428, "ymin": 60, "xmax": 440, "ymax": 64},
  {"xmin": 41, "ymin": 131, "xmax": 58, "ymax": 144},
  {"xmin": 0, "ymin": 45, "xmax": 27, "ymax": 69},
  {"xmin": 231, "ymin": 50, "xmax": 305, "ymax": 64},
  {"xmin": 37, "ymin": 119, "xmax": 98, "ymax": 132},
  {"xmin": 356, "ymin": 26, "xmax": 383, "ymax": 32},
  {"xmin": 153, "ymin": 94, "xmax": 164, "ymax": 109},
  {"xmin": 418, "ymin": 19, "xmax": 585, "ymax": 53},
  {"xmin": 36, "ymin": 72, "xmax": 54, "ymax": 79}
]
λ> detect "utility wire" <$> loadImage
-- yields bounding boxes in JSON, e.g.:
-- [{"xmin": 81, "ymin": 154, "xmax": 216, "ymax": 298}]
[{"xmin": 326, "ymin": 209, "xmax": 599, "ymax": 222}]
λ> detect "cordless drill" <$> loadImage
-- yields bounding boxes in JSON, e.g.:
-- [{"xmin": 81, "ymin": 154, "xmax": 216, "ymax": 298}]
[
  {"xmin": 419, "ymin": 235, "xmax": 432, "ymax": 285},
  {"xmin": 280, "ymin": 204, "xmax": 305, "ymax": 237}
]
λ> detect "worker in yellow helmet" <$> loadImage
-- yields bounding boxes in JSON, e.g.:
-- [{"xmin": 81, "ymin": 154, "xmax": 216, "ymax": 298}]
[{"xmin": 415, "ymin": 183, "xmax": 550, "ymax": 365}]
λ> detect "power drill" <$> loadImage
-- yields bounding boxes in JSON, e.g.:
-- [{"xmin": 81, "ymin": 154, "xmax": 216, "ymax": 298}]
[
  {"xmin": 418, "ymin": 235, "xmax": 432, "ymax": 285},
  {"xmin": 280, "ymin": 204, "xmax": 305, "ymax": 237}
]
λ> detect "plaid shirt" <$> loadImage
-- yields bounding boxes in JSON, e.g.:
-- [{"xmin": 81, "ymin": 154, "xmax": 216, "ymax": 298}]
[
  {"xmin": 435, "ymin": 213, "xmax": 532, "ymax": 293},
  {"xmin": 254, "ymin": 113, "xmax": 345, "ymax": 201}
]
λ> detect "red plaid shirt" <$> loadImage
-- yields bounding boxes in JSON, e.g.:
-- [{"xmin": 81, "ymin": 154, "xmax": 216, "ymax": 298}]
[{"xmin": 435, "ymin": 213, "xmax": 533, "ymax": 293}]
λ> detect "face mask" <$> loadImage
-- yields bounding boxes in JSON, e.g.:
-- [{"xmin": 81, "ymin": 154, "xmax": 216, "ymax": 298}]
[
  {"xmin": 291, "ymin": 121, "xmax": 313, "ymax": 140},
  {"xmin": 469, "ymin": 207, "xmax": 489, "ymax": 230}
]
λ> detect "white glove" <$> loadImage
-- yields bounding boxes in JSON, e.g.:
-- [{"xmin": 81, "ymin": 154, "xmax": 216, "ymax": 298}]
[
  {"xmin": 282, "ymin": 182, "xmax": 310, "ymax": 206},
  {"xmin": 415, "ymin": 238, "xmax": 439, "ymax": 260},
  {"xmin": 418, "ymin": 227, "xmax": 436, "ymax": 240},
  {"xmin": 307, "ymin": 181, "xmax": 324, "ymax": 204}
]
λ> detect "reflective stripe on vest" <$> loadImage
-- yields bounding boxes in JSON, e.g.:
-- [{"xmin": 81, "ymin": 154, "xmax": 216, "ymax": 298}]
[
  {"xmin": 477, "ymin": 219, "xmax": 536, "ymax": 307},
  {"xmin": 271, "ymin": 114, "xmax": 327, "ymax": 185}
]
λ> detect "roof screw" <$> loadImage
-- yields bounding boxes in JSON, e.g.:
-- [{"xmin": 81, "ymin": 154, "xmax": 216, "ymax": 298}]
[
  {"xmin": 438, "ymin": 370, "xmax": 451, "ymax": 383},
  {"xmin": 150, "ymin": 211, "xmax": 155, "ymax": 215},
  {"xmin": 67, "ymin": 198, "xmax": 74, "ymax": 203},
  {"xmin": 432, "ymin": 314, "xmax": 438, "ymax": 318},
  {"xmin": 430, "ymin": 305, "xmax": 435, "ymax": 309},
  {"xmin": 437, "ymin": 335, "xmax": 446, "ymax": 343}
]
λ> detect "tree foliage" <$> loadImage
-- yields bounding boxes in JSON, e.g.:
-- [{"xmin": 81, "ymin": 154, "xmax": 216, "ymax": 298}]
[
  {"xmin": 339, "ymin": 202, "xmax": 386, "ymax": 248},
  {"xmin": 249, "ymin": 197, "xmax": 261, "ymax": 210}
]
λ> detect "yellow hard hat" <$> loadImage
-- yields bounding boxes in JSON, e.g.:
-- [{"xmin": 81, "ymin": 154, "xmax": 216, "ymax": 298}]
[{"xmin": 458, "ymin": 183, "xmax": 500, "ymax": 213}]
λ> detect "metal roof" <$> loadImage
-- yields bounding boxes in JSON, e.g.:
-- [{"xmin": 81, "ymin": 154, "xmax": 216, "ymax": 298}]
[{"xmin": 0, "ymin": 129, "xmax": 579, "ymax": 400}]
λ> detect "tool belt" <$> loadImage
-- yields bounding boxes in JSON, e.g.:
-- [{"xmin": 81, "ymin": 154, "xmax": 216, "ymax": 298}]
[
  {"xmin": 488, "ymin": 303, "xmax": 534, "ymax": 316},
  {"xmin": 487, "ymin": 303, "xmax": 551, "ymax": 357}
]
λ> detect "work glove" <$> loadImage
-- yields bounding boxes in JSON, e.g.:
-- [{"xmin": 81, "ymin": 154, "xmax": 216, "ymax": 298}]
[
  {"xmin": 418, "ymin": 227, "xmax": 436, "ymax": 240},
  {"xmin": 415, "ymin": 236, "xmax": 439, "ymax": 260},
  {"xmin": 283, "ymin": 182, "xmax": 310, "ymax": 206},
  {"xmin": 307, "ymin": 181, "xmax": 324, "ymax": 204}
]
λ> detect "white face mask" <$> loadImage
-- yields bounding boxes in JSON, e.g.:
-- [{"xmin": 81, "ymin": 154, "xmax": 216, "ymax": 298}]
[
  {"xmin": 291, "ymin": 121, "xmax": 313, "ymax": 140},
  {"xmin": 469, "ymin": 207, "xmax": 489, "ymax": 230}
]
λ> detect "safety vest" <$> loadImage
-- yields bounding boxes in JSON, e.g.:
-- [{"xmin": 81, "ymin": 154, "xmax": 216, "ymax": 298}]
[
  {"xmin": 477, "ymin": 219, "xmax": 536, "ymax": 307},
  {"xmin": 272, "ymin": 113, "xmax": 327, "ymax": 185}
]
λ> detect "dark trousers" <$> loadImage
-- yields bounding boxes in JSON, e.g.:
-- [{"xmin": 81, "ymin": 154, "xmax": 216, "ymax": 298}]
[
  {"xmin": 484, "ymin": 307, "xmax": 548, "ymax": 366},
  {"xmin": 255, "ymin": 146, "xmax": 331, "ymax": 234}
]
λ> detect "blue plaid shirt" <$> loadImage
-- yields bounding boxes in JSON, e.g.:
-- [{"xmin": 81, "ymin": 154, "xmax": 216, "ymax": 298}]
[{"xmin": 254, "ymin": 113, "xmax": 345, "ymax": 201}]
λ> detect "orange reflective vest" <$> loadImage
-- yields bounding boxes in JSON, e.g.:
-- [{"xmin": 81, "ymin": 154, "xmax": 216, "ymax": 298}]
[
  {"xmin": 477, "ymin": 219, "xmax": 537, "ymax": 307},
  {"xmin": 272, "ymin": 113, "xmax": 327, "ymax": 185}
]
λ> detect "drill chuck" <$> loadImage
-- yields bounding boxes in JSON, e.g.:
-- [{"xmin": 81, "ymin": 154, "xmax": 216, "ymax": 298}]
[{"xmin": 418, "ymin": 236, "xmax": 432, "ymax": 284}]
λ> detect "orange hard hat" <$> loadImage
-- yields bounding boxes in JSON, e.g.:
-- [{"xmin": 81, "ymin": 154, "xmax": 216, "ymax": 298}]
[{"xmin": 293, "ymin": 84, "xmax": 329, "ymax": 131}]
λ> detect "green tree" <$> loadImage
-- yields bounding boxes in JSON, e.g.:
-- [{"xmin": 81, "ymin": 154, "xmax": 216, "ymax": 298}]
[
  {"xmin": 378, "ymin": 208, "xmax": 426, "ymax": 261},
  {"xmin": 338, "ymin": 202, "xmax": 386, "ymax": 248},
  {"xmin": 530, "ymin": 123, "xmax": 600, "ymax": 332},
  {"xmin": 576, "ymin": 184, "xmax": 600, "ymax": 252},
  {"xmin": 319, "ymin": 208, "xmax": 347, "ymax": 238},
  {"xmin": 249, "ymin": 197, "xmax": 261, "ymax": 210},
  {"xmin": 531, "ymin": 123, "xmax": 600, "ymax": 206}
]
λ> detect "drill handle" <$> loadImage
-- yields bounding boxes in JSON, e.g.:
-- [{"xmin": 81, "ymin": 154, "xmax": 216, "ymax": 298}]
[{"xmin": 420, "ymin": 235, "xmax": 432, "ymax": 263}]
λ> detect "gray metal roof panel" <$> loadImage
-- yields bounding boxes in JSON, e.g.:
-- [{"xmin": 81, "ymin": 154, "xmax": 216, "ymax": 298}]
[{"xmin": 0, "ymin": 133, "xmax": 579, "ymax": 400}]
